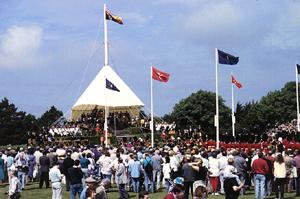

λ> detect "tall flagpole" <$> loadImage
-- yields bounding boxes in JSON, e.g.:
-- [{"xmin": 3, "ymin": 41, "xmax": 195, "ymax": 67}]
[
  {"xmin": 296, "ymin": 65, "xmax": 300, "ymax": 132},
  {"xmin": 231, "ymin": 72, "xmax": 235, "ymax": 137},
  {"xmin": 104, "ymin": 4, "xmax": 109, "ymax": 147},
  {"xmin": 104, "ymin": 77, "xmax": 109, "ymax": 147},
  {"xmin": 215, "ymin": 48, "xmax": 220, "ymax": 149},
  {"xmin": 104, "ymin": 4, "xmax": 109, "ymax": 66},
  {"xmin": 150, "ymin": 66, "xmax": 154, "ymax": 147}
]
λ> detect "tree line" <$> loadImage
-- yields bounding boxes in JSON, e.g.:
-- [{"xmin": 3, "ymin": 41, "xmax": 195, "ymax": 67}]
[{"xmin": 163, "ymin": 81, "xmax": 297, "ymax": 135}]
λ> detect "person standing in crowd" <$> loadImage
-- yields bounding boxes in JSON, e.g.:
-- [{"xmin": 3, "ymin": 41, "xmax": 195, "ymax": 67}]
[
  {"xmin": 190, "ymin": 158, "xmax": 208, "ymax": 192},
  {"xmin": 274, "ymin": 153, "xmax": 286, "ymax": 199},
  {"xmin": 182, "ymin": 156, "xmax": 194, "ymax": 199},
  {"xmin": 264, "ymin": 151, "xmax": 274, "ymax": 197},
  {"xmin": 80, "ymin": 153, "xmax": 90, "ymax": 179},
  {"xmin": 6, "ymin": 152, "xmax": 14, "ymax": 183},
  {"xmin": 294, "ymin": 149, "xmax": 300, "ymax": 196},
  {"xmin": 0, "ymin": 152, "xmax": 5, "ymax": 184},
  {"xmin": 224, "ymin": 174, "xmax": 244, "ymax": 199},
  {"xmin": 233, "ymin": 150, "xmax": 247, "ymax": 195},
  {"xmin": 15, "ymin": 149, "xmax": 28, "ymax": 190},
  {"xmin": 39, "ymin": 150, "xmax": 50, "ymax": 189},
  {"xmin": 219, "ymin": 150, "xmax": 228, "ymax": 195},
  {"xmin": 8, "ymin": 170, "xmax": 21, "ymax": 199},
  {"xmin": 63, "ymin": 151, "xmax": 74, "ymax": 192},
  {"xmin": 116, "ymin": 158, "xmax": 129, "ymax": 199},
  {"xmin": 68, "ymin": 159, "xmax": 83, "ymax": 199},
  {"xmin": 97, "ymin": 151, "xmax": 113, "ymax": 180},
  {"xmin": 170, "ymin": 151, "xmax": 180, "ymax": 180},
  {"xmin": 143, "ymin": 152, "xmax": 154, "ymax": 193},
  {"xmin": 34, "ymin": 147, "xmax": 43, "ymax": 179},
  {"xmin": 47, "ymin": 148, "xmax": 57, "ymax": 168},
  {"xmin": 208, "ymin": 151, "xmax": 220, "ymax": 195},
  {"xmin": 49, "ymin": 162, "xmax": 63, "ymax": 199},
  {"xmin": 163, "ymin": 156, "xmax": 172, "ymax": 193},
  {"xmin": 284, "ymin": 150, "xmax": 294, "ymax": 193},
  {"xmin": 252, "ymin": 151, "xmax": 269, "ymax": 199},
  {"xmin": 128, "ymin": 155, "xmax": 142, "ymax": 193},
  {"xmin": 152, "ymin": 149, "xmax": 163, "ymax": 191},
  {"xmin": 86, "ymin": 153, "xmax": 95, "ymax": 176},
  {"xmin": 27, "ymin": 149, "xmax": 36, "ymax": 182}
]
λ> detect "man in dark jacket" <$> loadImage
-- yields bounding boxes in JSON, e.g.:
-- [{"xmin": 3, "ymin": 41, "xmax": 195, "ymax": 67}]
[
  {"xmin": 182, "ymin": 156, "xmax": 195, "ymax": 199},
  {"xmin": 68, "ymin": 159, "xmax": 83, "ymax": 199},
  {"xmin": 224, "ymin": 177, "xmax": 244, "ymax": 199},
  {"xmin": 39, "ymin": 151, "xmax": 50, "ymax": 188},
  {"xmin": 63, "ymin": 152, "xmax": 74, "ymax": 191}
]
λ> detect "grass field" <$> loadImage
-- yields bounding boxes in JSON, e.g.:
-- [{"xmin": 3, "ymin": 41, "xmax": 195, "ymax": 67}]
[{"xmin": 0, "ymin": 182, "xmax": 299, "ymax": 199}]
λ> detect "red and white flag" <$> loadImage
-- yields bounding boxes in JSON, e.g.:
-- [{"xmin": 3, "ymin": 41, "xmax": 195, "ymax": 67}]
[
  {"xmin": 231, "ymin": 75, "xmax": 242, "ymax": 89},
  {"xmin": 152, "ymin": 66, "xmax": 170, "ymax": 83}
]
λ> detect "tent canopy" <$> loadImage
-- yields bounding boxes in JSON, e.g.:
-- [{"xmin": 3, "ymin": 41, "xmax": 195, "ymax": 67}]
[{"xmin": 71, "ymin": 65, "xmax": 144, "ymax": 120}]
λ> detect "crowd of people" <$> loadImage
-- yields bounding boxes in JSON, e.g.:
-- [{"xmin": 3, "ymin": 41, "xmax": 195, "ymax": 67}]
[{"xmin": 1, "ymin": 133, "xmax": 300, "ymax": 199}]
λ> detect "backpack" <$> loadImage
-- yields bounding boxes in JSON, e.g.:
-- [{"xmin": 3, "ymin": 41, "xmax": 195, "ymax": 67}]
[{"xmin": 144, "ymin": 159, "xmax": 153, "ymax": 177}]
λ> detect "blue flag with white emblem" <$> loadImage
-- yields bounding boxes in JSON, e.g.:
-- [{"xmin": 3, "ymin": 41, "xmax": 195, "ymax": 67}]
[
  {"xmin": 106, "ymin": 79, "xmax": 120, "ymax": 92},
  {"xmin": 218, "ymin": 49, "xmax": 239, "ymax": 65}
]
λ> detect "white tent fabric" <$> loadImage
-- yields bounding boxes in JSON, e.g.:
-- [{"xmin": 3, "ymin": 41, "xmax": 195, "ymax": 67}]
[{"xmin": 71, "ymin": 65, "xmax": 144, "ymax": 120}]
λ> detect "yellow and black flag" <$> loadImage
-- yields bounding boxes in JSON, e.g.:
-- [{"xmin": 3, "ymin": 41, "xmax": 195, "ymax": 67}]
[{"xmin": 106, "ymin": 9, "xmax": 123, "ymax": 25}]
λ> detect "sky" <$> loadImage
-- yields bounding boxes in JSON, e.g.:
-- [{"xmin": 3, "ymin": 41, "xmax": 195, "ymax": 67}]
[{"xmin": 0, "ymin": 0, "xmax": 300, "ymax": 118}]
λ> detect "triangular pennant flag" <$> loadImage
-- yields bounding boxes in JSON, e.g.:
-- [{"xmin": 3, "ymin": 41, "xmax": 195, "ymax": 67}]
[{"xmin": 106, "ymin": 78, "xmax": 120, "ymax": 92}]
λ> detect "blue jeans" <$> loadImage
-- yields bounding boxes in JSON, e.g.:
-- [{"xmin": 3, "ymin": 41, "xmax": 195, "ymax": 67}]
[
  {"xmin": 165, "ymin": 179, "xmax": 171, "ymax": 193},
  {"xmin": 18, "ymin": 171, "xmax": 26, "ymax": 189},
  {"xmin": 153, "ymin": 170, "xmax": 161, "ymax": 190},
  {"xmin": 132, "ymin": 177, "xmax": 140, "ymax": 193},
  {"xmin": 144, "ymin": 171, "xmax": 154, "ymax": 193},
  {"xmin": 70, "ymin": 184, "xmax": 83, "ymax": 199},
  {"xmin": 255, "ymin": 174, "xmax": 265, "ymax": 199}
]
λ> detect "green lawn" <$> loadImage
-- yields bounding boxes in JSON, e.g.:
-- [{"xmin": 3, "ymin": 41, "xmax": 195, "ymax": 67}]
[{"xmin": 0, "ymin": 182, "xmax": 299, "ymax": 199}]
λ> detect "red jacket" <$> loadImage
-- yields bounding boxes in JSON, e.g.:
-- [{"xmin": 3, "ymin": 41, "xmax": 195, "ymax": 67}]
[
  {"xmin": 164, "ymin": 193, "xmax": 175, "ymax": 199},
  {"xmin": 252, "ymin": 158, "xmax": 269, "ymax": 175}
]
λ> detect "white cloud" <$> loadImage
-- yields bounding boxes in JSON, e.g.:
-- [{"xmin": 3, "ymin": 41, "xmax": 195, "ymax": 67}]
[
  {"xmin": 263, "ymin": 2, "xmax": 300, "ymax": 49},
  {"xmin": 0, "ymin": 25, "xmax": 43, "ymax": 68},
  {"xmin": 174, "ymin": 2, "xmax": 242, "ymax": 46}
]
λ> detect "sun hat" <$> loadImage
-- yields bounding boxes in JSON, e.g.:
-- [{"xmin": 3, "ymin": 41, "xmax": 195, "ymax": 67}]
[
  {"xmin": 193, "ymin": 180, "xmax": 206, "ymax": 193},
  {"xmin": 173, "ymin": 177, "xmax": 184, "ymax": 186}
]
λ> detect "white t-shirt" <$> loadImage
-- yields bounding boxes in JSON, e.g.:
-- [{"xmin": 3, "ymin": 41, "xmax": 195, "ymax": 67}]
[
  {"xmin": 208, "ymin": 157, "xmax": 220, "ymax": 177},
  {"xmin": 163, "ymin": 163, "xmax": 171, "ymax": 179}
]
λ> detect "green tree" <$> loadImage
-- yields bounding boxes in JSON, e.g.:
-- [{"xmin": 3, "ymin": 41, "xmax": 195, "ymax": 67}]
[
  {"xmin": 0, "ymin": 98, "xmax": 37, "ymax": 145},
  {"xmin": 235, "ymin": 101, "xmax": 261, "ymax": 133},
  {"xmin": 38, "ymin": 106, "xmax": 63, "ymax": 129},
  {"xmin": 256, "ymin": 81, "xmax": 297, "ymax": 130},
  {"xmin": 168, "ymin": 90, "xmax": 231, "ymax": 134}
]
